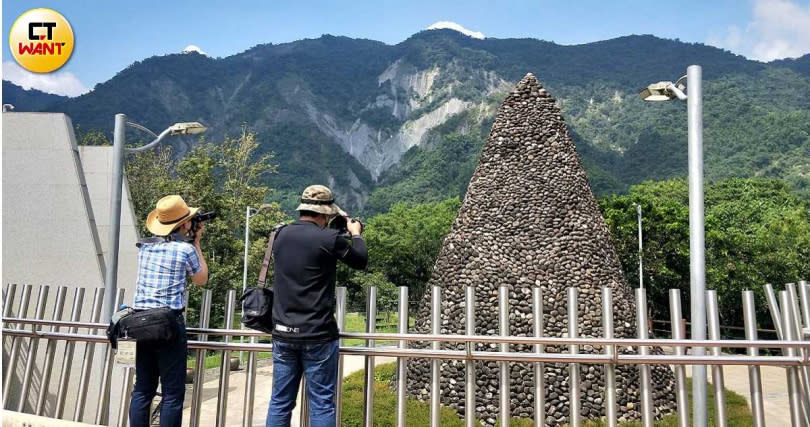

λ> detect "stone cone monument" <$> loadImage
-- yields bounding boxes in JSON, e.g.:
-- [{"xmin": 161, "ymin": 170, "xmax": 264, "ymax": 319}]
[{"xmin": 405, "ymin": 73, "xmax": 676, "ymax": 425}]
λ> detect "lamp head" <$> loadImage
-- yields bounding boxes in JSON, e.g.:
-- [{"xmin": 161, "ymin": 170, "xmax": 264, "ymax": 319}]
[
  {"xmin": 640, "ymin": 81, "xmax": 673, "ymax": 101},
  {"xmin": 639, "ymin": 80, "xmax": 687, "ymax": 102},
  {"xmin": 169, "ymin": 122, "xmax": 207, "ymax": 135}
]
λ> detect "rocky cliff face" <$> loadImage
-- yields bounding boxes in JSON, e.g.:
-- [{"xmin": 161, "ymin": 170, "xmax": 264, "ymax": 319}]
[{"xmin": 295, "ymin": 57, "xmax": 509, "ymax": 180}]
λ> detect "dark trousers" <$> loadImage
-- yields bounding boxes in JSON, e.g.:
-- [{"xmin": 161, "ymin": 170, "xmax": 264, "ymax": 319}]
[{"xmin": 129, "ymin": 315, "xmax": 187, "ymax": 427}]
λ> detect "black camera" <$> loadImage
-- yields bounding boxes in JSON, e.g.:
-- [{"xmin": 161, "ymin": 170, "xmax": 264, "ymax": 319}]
[
  {"xmin": 329, "ymin": 215, "xmax": 364, "ymax": 239},
  {"xmin": 188, "ymin": 211, "xmax": 217, "ymax": 240}
]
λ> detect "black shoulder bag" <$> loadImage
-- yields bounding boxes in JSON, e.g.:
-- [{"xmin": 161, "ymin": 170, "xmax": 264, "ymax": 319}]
[
  {"xmin": 240, "ymin": 224, "xmax": 285, "ymax": 334},
  {"xmin": 113, "ymin": 307, "xmax": 179, "ymax": 344}
]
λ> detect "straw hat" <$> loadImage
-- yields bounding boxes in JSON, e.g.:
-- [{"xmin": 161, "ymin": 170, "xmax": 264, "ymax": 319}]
[
  {"xmin": 295, "ymin": 185, "xmax": 341, "ymax": 215},
  {"xmin": 146, "ymin": 195, "xmax": 200, "ymax": 236}
]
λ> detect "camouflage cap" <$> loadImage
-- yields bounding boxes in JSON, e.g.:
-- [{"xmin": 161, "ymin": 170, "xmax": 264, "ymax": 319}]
[{"xmin": 296, "ymin": 185, "xmax": 341, "ymax": 215}]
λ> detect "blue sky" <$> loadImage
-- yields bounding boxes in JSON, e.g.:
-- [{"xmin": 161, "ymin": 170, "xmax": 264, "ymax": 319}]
[{"xmin": 3, "ymin": 0, "xmax": 810, "ymax": 96}]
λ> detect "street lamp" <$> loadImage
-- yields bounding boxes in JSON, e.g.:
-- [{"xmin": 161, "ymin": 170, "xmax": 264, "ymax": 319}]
[
  {"xmin": 639, "ymin": 65, "xmax": 706, "ymax": 426},
  {"xmin": 102, "ymin": 113, "xmax": 207, "ymax": 322},
  {"xmin": 242, "ymin": 204, "xmax": 275, "ymax": 293},
  {"xmin": 631, "ymin": 203, "xmax": 643, "ymax": 289},
  {"xmin": 240, "ymin": 203, "xmax": 274, "ymax": 363}
]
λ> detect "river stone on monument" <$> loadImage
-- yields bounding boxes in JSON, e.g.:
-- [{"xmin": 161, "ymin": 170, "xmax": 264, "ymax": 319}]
[{"xmin": 405, "ymin": 73, "xmax": 676, "ymax": 426}]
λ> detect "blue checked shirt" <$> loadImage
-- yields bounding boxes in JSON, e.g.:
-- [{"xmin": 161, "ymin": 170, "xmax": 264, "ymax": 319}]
[{"xmin": 133, "ymin": 240, "xmax": 202, "ymax": 310}]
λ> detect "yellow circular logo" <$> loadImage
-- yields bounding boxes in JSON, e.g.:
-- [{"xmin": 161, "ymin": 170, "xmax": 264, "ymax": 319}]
[{"xmin": 9, "ymin": 8, "xmax": 74, "ymax": 73}]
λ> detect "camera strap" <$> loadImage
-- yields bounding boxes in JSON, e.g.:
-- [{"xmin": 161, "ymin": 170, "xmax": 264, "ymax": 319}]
[
  {"xmin": 135, "ymin": 232, "xmax": 190, "ymax": 248},
  {"xmin": 257, "ymin": 224, "xmax": 286, "ymax": 287}
]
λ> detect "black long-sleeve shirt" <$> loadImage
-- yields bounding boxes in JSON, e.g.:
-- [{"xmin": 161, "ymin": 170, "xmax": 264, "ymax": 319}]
[{"xmin": 271, "ymin": 220, "xmax": 367, "ymax": 342}]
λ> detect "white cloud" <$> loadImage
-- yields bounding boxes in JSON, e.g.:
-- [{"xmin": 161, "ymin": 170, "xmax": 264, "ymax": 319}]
[
  {"xmin": 2, "ymin": 61, "xmax": 89, "ymax": 97},
  {"xmin": 707, "ymin": 0, "xmax": 810, "ymax": 61},
  {"xmin": 182, "ymin": 44, "xmax": 208, "ymax": 55},
  {"xmin": 426, "ymin": 21, "xmax": 485, "ymax": 39}
]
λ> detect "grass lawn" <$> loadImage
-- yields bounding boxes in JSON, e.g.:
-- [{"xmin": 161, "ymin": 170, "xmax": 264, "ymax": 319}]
[
  {"xmin": 340, "ymin": 361, "xmax": 480, "ymax": 426},
  {"xmin": 341, "ymin": 363, "xmax": 753, "ymax": 427},
  {"xmin": 342, "ymin": 312, "xmax": 414, "ymax": 347},
  {"xmin": 575, "ymin": 377, "xmax": 752, "ymax": 426}
]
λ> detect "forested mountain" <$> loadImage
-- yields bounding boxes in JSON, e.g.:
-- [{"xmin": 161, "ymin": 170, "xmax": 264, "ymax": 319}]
[
  {"xmin": 5, "ymin": 30, "xmax": 810, "ymax": 213},
  {"xmin": 2, "ymin": 80, "xmax": 68, "ymax": 112}
]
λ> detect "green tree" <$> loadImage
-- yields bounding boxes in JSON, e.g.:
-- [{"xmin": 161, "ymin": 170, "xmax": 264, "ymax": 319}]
[
  {"xmin": 600, "ymin": 178, "xmax": 810, "ymax": 328},
  {"xmin": 342, "ymin": 198, "xmax": 460, "ymax": 309},
  {"xmin": 126, "ymin": 126, "xmax": 288, "ymax": 326},
  {"xmin": 348, "ymin": 271, "xmax": 398, "ymax": 321}
]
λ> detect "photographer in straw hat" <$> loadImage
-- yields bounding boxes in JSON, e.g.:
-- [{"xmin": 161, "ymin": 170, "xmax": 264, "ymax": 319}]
[
  {"xmin": 130, "ymin": 195, "xmax": 208, "ymax": 427},
  {"xmin": 267, "ymin": 185, "xmax": 367, "ymax": 427}
]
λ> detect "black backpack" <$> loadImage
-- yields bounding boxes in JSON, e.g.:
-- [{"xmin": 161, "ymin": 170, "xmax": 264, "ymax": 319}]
[{"xmin": 240, "ymin": 225, "xmax": 285, "ymax": 334}]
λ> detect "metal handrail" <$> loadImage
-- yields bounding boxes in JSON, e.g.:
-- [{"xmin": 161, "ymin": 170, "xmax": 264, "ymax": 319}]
[
  {"xmin": 3, "ymin": 317, "xmax": 809, "ymax": 349},
  {"xmin": 2, "ymin": 327, "xmax": 808, "ymax": 367}
]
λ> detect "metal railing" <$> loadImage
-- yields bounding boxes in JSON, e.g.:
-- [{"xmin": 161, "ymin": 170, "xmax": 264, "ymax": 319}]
[{"xmin": 3, "ymin": 281, "xmax": 809, "ymax": 426}]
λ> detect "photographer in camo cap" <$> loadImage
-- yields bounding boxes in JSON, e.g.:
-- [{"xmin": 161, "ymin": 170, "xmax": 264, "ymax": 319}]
[{"xmin": 267, "ymin": 185, "xmax": 367, "ymax": 427}]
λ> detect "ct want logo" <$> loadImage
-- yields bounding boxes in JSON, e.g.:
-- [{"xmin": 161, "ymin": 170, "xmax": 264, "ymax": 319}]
[{"xmin": 9, "ymin": 8, "xmax": 74, "ymax": 73}]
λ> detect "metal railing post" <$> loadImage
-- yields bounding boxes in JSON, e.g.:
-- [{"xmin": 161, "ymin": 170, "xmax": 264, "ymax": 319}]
[
  {"xmin": 602, "ymin": 287, "xmax": 616, "ymax": 427},
  {"xmin": 430, "ymin": 285, "xmax": 440, "ymax": 427},
  {"xmin": 798, "ymin": 281, "xmax": 810, "ymax": 329},
  {"xmin": 364, "ymin": 285, "xmax": 378, "ymax": 427},
  {"xmin": 781, "ymin": 290, "xmax": 804, "ymax": 426},
  {"xmin": 1, "ymin": 284, "xmax": 17, "ymax": 368},
  {"xmin": 669, "ymin": 289, "xmax": 689, "ymax": 427},
  {"xmin": 568, "ymin": 287, "xmax": 580, "ymax": 427},
  {"xmin": 533, "ymin": 287, "xmax": 545, "ymax": 427},
  {"xmin": 335, "ymin": 286, "xmax": 347, "ymax": 425},
  {"xmin": 300, "ymin": 377, "xmax": 310, "ymax": 427},
  {"xmin": 466, "ymin": 285, "xmax": 477, "ymax": 427},
  {"xmin": 397, "ymin": 286, "xmax": 409, "ymax": 427},
  {"xmin": 499, "ymin": 284, "xmax": 510, "ymax": 427},
  {"xmin": 35, "ymin": 285, "xmax": 67, "ymax": 416},
  {"xmin": 216, "ymin": 290, "xmax": 236, "ymax": 427},
  {"xmin": 765, "ymin": 283, "xmax": 784, "ymax": 339},
  {"xmin": 55, "ymin": 287, "xmax": 85, "ymax": 418},
  {"xmin": 190, "ymin": 290, "xmax": 212, "ymax": 427},
  {"xmin": 706, "ymin": 290, "xmax": 727, "ymax": 427},
  {"xmin": 787, "ymin": 284, "xmax": 804, "ymax": 339},
  {"xmin": 74, "ymin": 287, "xmax": 105, "ymax": 422},
  {"xmin": 96, "ymin": 289, "xmax": 126, "ymax": 425},
  {"xmin": 635, "ymin": 287, "xmax": 653, "ymax": 427},
  {"xmin": 242, "ymin": 333, "xmax": 258, "ymax": 426},
  {"xmin": 742, "ymin": 290, "xmax": 765, "ymax": 427},
  {"xmin": 3, "ymin": 283, "xmax": 32, "ymax": 408},
  {"xmin": 17, "ymin": 285, "xmax": 50, "ymax": 412},
  {"xmin": 117, "ymin": 367, "xmax": 135, "ymax": 427},
  {"xmin": 786, "ymin": 283, "xmax": 810, "ymax": 418}
]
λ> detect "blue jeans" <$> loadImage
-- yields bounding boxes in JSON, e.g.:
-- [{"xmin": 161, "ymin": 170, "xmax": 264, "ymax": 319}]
[
  {"xmin": 129, "ymin": 314, "xmax": 187, "ymax": 427},
  {"xmin": 267, "ymin": 339, "xmax": 339, "ymax": 427}
]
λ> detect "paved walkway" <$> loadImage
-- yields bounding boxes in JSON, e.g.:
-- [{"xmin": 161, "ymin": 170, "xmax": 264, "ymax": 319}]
[
  {"xmin": 180, "ymin": 354, "xmax": 395, "ymax": 426},
  {"xmin": 686, "ymin": 364, "xmax": 791, "ymax": 424}
]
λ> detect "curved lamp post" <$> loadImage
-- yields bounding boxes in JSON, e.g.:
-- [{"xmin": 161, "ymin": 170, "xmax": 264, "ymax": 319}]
[
  {"xmin": 631, "ymin": 202, "xmax": 643, "ymax": 290},
  {"xmin": 102, "ymin": 113, "xmax": 207, "ymax": 322},
  {"xmin": 242, "ymin": 204, "xmax": 276, "ymax": 293},
  {"xmin": 639, "ymin": 65, "xmax": 706, "ymax": 426},
  {"xmin": 240, "ymin": 203, "xmax": 274, "ymax": 362}
]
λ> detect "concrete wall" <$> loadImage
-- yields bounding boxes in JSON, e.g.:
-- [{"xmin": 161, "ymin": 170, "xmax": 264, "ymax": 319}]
[
  {"xmin": 2, "ymin": 112, "xmax": 140, "ymax": 424},
  {"xmin": 2, "ymin": 112, "xmax": 106, "ymax": 287},
  {"xmin": 78, "ymin": 145, "xmax": 140, "ymax": 294}
]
